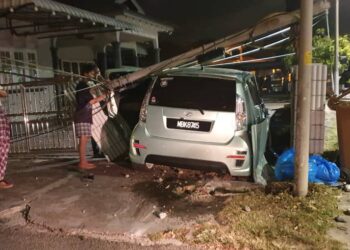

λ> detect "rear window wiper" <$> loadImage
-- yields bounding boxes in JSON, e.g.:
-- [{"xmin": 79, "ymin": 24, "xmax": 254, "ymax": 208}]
[
  {"xmin": 189, "ymin": 104, "xmax": 205, "ymax": 115},
  {"xmin": 182, "ymin": 101, "xmax": 205, "ymax": 115}
]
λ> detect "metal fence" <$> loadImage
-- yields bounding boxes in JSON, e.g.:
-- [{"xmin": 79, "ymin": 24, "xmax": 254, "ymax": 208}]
[{"xmin": 1, "ymin": 77, "xmax": 77, "ymax": 153}]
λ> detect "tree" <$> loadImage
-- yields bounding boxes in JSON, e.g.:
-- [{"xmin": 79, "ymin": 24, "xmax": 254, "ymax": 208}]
[{"xmin": 283, "ymin": 28, "xmax": 350, "ymax": 72}]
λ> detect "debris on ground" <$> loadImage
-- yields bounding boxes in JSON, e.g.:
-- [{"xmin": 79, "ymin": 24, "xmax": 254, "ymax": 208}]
[
  {"xmin": 182, "ymin": 185, "xmax": 196, "ymax": 193},
  {"xmin": 81, "ymin": 173, "xmax": 94, "ymax": 182},
  {"xmin": 334, "ymin": 216, "xmax": 346, "ymax": 223},
  {"xmin": 203, "ymin": 179, "xmax": 262, "ymax": 195},
  {"xmin": 344, "ymin": 209, "xmax": 350, "ymax": 216},
  {"xmin": 153, "ymin": 211, "xmax": 167, "ymax": 220},
  {"xmin": 145, "ymin": 163, "xmax": 154, "ymax": 169},
  {"xmin": 242, "ymin": 205, "xmax": 251, "ymax": 212},
  {"xmin": 173, "ymin": 187, "xmax": 184, "ymax": 195}
]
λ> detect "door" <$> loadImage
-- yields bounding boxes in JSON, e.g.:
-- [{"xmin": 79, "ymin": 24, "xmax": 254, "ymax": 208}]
[{"xmin": 246, "ymin": 76, "xmax": 270, "ymax": 184}]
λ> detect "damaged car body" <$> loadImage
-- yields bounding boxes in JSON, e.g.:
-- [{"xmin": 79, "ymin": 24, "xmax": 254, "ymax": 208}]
[{"xmin": 130, "ymin": 67, "xmax": 269, "ymax": 182}]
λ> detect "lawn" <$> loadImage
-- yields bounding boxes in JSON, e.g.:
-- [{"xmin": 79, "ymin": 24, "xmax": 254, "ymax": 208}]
[{"xmin": 150, "ymin": 183, "xmax": 343, "ymax": 250}]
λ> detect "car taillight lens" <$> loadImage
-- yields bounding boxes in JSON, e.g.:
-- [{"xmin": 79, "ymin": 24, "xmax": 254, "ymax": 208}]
[
  {"xmin": 139, "ymin": 87, "xmax": 152, "ymax": 123},
  {"xmin": 139, "ymin": 97, "xmax": 148, "ymax": 123},
  {"xmin": 235, "ymin": 95, "xmax": 247, "ymax": 131}
]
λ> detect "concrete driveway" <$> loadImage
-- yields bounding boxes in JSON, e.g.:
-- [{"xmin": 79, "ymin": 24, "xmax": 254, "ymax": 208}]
[{"xmin": 0, "ymin": 158, "xmax": 258, "ymax": 247}]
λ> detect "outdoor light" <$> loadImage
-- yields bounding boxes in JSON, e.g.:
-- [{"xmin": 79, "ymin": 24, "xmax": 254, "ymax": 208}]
[
  {"xmin": 34, "ymin": 6, "xmax": 39, "ymax": 11},
  {"xmin": 80, "ymin": 18, "xmax": 84, "ymax": 23},
  {"xmin": 92, "ymin": 22, "xmax": 96, "ymax": 26},
  {"xmin": 52, "ymin": 11, "xmax": 56, "ymax": 16},
  {"xmin": 9, "ymin": 7, "xmax": 14, "ymax": 12},
  {"xmin": 104, "ymin": 24, "xmax": 108, "ymax": 28},
  {"xmin": 67, "ymin": 15, "xmax": 71, "ymax": 20}
]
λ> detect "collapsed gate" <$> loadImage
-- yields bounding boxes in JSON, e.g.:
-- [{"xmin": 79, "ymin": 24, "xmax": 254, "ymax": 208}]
[{"xmin": 1, "ymin": 78, "xmax": 77, "ymax": 154}]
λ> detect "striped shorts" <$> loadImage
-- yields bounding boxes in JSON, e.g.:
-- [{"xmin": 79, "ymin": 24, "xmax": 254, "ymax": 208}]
[{"xmin": 75, "ymin": 123, "xmax": 92, "ymax": 137}]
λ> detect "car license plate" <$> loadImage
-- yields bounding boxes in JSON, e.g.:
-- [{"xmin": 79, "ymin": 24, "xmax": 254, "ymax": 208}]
[{"xmin": 167, "ymin": 118, "xmax": 211, "ymax": 132}]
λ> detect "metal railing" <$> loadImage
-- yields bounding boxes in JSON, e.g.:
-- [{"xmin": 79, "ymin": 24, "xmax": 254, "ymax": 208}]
[{"xmin": 1, "ymin": 77, "xmax": 77, "ymax": 153}]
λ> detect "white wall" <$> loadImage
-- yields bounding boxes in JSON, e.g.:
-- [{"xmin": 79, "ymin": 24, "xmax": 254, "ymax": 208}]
[
  {"xmin": 0, "ymin": 30, "xmax": 37, "ymax": 49},
  {"xmin": 37, "ymin": 39, "xmax": 54, "ymax": 78},
  {"xmin": 58, "ymin": 46, "xmax": 94, "ymax": 62},
  {"xmin": 0, "ymin": 29, "xmax": 54, "ymax": 79}
]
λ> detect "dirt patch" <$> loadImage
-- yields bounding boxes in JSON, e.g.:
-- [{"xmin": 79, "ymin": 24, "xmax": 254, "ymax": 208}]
[{"xmin": 132, "ymin": 165, "xmax": 257, "ymax": 218}]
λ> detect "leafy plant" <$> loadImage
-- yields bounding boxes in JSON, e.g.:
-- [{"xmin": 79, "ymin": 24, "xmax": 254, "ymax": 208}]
[{"xmin": 283, "ymin": 28, "xmax": 350, "ymax": 72}]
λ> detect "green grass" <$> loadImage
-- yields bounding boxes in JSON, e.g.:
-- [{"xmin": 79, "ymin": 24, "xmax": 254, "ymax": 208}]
[{"xmin": 150, "ymin": 184, "xmax": 344, "ymax": 250}]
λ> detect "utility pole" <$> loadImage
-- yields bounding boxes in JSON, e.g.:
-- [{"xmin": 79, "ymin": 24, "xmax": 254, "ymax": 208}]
[
  {"xmin": 334, "ymin": 0, "xmax": 340, "ymax": 95},
  {"xmin": 295, "ymin": 0, "xmax": 313, "ymax": 197}
]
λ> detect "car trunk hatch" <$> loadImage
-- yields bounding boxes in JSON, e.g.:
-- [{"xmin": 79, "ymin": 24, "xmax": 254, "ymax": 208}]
[{"xmin": 145, "ymin": 75, "xmax": 237, "ymax": 144}]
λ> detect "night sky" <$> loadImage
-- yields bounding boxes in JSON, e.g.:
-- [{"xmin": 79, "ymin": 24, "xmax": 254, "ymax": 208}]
[
  {"xmin": 139, "ymin": 0, "xmax": 286, "ymax": 58},
  {"xmin": 138, "ymin": 0, "xmax": 350, "ymax": 59},
  {"xmin": 59, "ymin": 0, "xmax": 350, "ymax": 59}
]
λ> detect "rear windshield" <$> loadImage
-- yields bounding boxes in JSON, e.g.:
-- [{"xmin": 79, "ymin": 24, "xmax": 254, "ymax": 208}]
[{"xmin": 149, "ymin": 76, "xmax": 236, "ymax": 112}]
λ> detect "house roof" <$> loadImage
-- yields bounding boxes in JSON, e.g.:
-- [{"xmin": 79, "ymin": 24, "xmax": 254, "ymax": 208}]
[
  {"xmin": 117, "ymin": 10, "xmax": 173, "ymax": 33},
  {"xmin": 0, "ymin": 0, "xmax": 173, "ymax": 38},
  {"xmin": 0, "ymin": 0, "xmax": 139, "ymax": 36}
]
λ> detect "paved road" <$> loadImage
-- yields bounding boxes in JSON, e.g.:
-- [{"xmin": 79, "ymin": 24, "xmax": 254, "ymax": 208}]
[{"xmin": 0, "ymin": 225, "xmax": 196, "ymax": 250}]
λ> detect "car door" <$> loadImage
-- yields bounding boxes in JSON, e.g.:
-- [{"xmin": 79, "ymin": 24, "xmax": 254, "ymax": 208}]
[{"xmin": 245, "ymin": 76, "xmax": 269, "ymax": 184}]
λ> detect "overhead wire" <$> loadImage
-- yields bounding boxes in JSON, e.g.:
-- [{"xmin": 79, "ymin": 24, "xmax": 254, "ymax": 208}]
[{"xmin": 0, "ymin": 9, "xmax": 330, "ymax": 143}]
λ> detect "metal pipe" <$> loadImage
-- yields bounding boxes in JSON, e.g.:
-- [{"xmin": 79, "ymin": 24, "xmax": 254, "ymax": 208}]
[
  {"xmin": 294, "ymin": 0, "xmax": 313, "ymax": 197},
  {"xmin": 334, "ymin": 0, "xmax": 340, "ymax": 95},
  {"xmin": 20, "ymin": 85, "xmax": 30, "ymax": 152},
  {"xmin": 325, "ymin": 9, "xmax": 335, "ymax": 91}
]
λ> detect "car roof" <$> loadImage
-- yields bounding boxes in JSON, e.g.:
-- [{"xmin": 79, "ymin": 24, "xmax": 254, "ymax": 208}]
[{"xmin": 159, "ymin": 66, "xmax": 252, "ymax": 82}]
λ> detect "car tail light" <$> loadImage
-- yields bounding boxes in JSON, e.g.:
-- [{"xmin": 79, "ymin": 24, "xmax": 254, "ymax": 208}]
[
  {"xmin": 139, "ymin": 99, "xmax": 148, "ymax": 122},
  {"xmin": 235, "ymin": 95, "xmax": 247, "ymax": 131},
  {"xmin": 133, "ymin": 142, "xmax": 146, "ymax": 149},
  {"xmin": 139, "ymin": 87, "xmax": 152, "ymax": 123}
]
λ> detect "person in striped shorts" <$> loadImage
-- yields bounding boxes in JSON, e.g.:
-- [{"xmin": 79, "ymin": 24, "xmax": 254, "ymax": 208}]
[
  {"xmin": 75, "ymin": 63, "xmax": 109, "ymax": 170},
  {"xmin": 0, "ymin": 85, "xmax": 13, "ymax": 189}
]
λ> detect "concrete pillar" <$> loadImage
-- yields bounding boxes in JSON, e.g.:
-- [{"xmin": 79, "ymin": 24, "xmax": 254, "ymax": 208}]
[
  {"xmin": 50, "ymin": 39, "xmax": 59, "ymax": 70},
  {"xmin": 153, "ymin": 48, "xmax": 160, "ymax": 64},
  {"xmin": 50, "ymin": 38, "xmax": 61, "ymax": 114},
  {"xmin": 112, "ymin": 41, "xmax": 122, "ymax": 68},
  {"xmin": 96, "ymin": 51, "xmax": 107, "ymax": 77},
  {"xmin": 152, "ymin": 38, "xmax": 160, "ymax": 63},
  {"xmin": 294, "ymin": 0, "xmax": 313, "ymax": 197},
  {"xmin": 135, "ymin": 54, "xmax": 139, "ymax": 67}
]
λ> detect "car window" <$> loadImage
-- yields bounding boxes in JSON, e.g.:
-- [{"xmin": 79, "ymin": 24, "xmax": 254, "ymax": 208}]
[
  {"xmin": 247, "ymin": 77, "xmax": 262, "ymax": 106},
  {"xmin": 149, "ymin": 76, "xmax": 236, "ymax": 112}
]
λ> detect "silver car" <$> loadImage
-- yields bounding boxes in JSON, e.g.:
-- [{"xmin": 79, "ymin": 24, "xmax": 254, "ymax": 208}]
[{"xmin": 129, "ymin": 67, "xmax": 269, "ymax": 178}]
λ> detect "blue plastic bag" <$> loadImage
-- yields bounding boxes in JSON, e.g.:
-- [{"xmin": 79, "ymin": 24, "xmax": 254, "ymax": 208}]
[
  {"xmin": 310, "ymin": 155, "xmax": 340, "ymax": 184},
  {"xmin": 274, "ymin": 149, "xmax": 317, "ymax": 182}
]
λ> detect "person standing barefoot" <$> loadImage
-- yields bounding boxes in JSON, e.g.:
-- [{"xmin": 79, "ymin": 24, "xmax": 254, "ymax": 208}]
[{"xmin": 74, "ymin": 63, "xmax": 108, "ymax": 170}]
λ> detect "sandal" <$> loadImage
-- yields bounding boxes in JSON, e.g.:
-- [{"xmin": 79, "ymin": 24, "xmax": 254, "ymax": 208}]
[{"xmin": 0, "ymin": 180, "xmax": 14, "ymax": 189}]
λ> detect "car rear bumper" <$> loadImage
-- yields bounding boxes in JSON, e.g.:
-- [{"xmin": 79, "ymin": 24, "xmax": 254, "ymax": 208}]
[{"xmin": 129, "ymin": 123, "xmax": 251, "ymax": 176}]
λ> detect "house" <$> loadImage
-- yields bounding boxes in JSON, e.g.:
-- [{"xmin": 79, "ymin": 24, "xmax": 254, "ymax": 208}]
[
  {"xmin": 0, "ymin": 0, "xmax": 173, "ymax": 80},
  {"xmin": 0, "ymin": 0, "xmax": 173, "ymax": 154}
]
